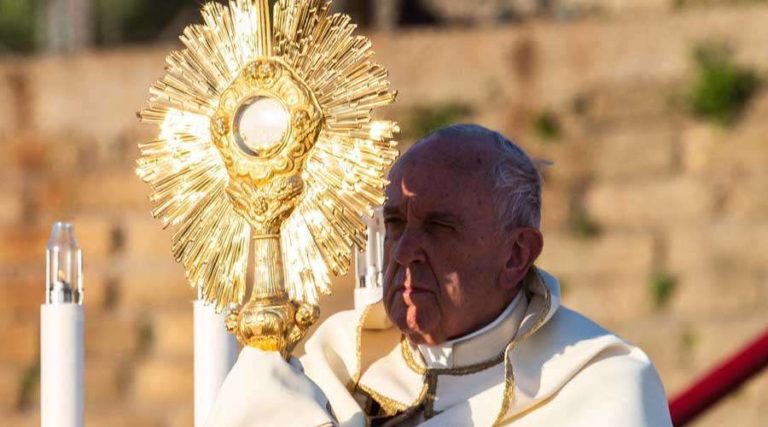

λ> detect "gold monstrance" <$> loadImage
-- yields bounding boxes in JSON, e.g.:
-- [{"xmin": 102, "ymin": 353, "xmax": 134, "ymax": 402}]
[{"xmin": 136, "ymin": 0, "xmax": 398, "ymax": 356}]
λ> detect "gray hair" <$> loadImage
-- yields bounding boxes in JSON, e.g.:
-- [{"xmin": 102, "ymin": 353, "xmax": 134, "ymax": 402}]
[{"xmin": 424, "ymin": 124, "xmax": 543, "ymax": 231}]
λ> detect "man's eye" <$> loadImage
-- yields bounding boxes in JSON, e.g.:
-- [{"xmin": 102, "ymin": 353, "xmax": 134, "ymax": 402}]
[
  {"xmin": 384, "ymin": 217, "xmax": 404, "ymax": 226},
  {"xmin": 427, "ymin": 221, "xmax": 454, "ymax": 231}
]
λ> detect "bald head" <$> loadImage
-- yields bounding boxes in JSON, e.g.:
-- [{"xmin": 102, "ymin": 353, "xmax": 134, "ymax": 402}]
[
  {"xmin": 390, "ymin": 124, "xmax": 542, "ymax": 232},
  {"xmin": 391, "ymin": 128, "xmax": 495, "ymax": 196}
]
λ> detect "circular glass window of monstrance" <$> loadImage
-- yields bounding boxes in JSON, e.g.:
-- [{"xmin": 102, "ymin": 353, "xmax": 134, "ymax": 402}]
[{"xmin": 234, "ymin": 96, "xmax": 291, "ymax": 158}]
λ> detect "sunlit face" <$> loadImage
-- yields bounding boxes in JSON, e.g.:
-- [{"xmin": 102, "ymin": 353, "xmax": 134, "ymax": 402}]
[{"xmin": 382, "ymin": 138, "xmax": 514, "ymax": 346}]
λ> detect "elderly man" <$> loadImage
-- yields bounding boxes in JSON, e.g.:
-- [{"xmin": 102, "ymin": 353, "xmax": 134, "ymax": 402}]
[{"xmin": 206, "ymin": 124, "xmax": 672, "ymax": 426}]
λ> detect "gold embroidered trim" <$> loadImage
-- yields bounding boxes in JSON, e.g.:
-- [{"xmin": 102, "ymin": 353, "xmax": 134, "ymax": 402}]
[
  {"xmin": 350, "ymin": 304, "xmax": 427, "ymax": 421},
  {"xmin": 400, "ymin": 336, "xmax": 506, "ymax": 376},
  {"xmin": 355, "ymin": 382, "xmax": 410, "ymax": 416},
  {"xmin": 349, "ymin": 268, "xmax": 554, "ymax": 425},
  {"xmin": 350, "ymin": 304, "xmax": 375, "ymax": 387},
  {"xmin": 378, "ymin": 380, "xmax": 430, "ymax": 427},
  {"xmin": 500, "ymin": 391, "xmax": 558, "ymax": 425},
  {"xmin": 400, "ymin": 338, "xmax": 427, "ymax": 375},
  {"xmin": 423, "ymin": 371, "xmax": 439, "ymax": 419},
  {"xmin": 493, "ymin": 267, "xmax": 552, "ymax": 426},
  {"xmin": 398, "ymin": 298, "xmax": 515, "ymax": 419}
]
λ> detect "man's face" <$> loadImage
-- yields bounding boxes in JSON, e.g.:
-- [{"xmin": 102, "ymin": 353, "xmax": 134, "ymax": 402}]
[{"xmin": 382, "ymin": 140, "xmax": 512, "ymax": 346}]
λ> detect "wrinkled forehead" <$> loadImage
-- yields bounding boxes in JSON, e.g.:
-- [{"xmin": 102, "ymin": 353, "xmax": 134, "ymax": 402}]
[{"xmin": 385, "ymin": 137, "xmax": 497, "ymax": 211}]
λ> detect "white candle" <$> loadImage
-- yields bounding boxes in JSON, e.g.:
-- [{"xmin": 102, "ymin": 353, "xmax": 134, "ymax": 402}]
[
  {"xmin": 194, "ymin": 290, "xmax": 238, "ymax": 427},
  {"xmin": 354, "ymin": 207, "xmax": 385, "ymax": 309},
  {"xmin": 41, "ymin": 222, "xmax": 84, "ymax": 427}
]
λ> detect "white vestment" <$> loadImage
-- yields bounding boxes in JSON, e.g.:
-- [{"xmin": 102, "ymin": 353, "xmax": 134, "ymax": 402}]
[{"xmin": 206, "ymin": 269, "xmax": 673, "ymax": 427}]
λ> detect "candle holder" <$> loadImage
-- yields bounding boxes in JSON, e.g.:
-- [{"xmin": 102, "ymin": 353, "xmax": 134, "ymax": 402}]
[
  {"xmin": 136, "ymin": 0, "xmax": 398, "ymax": 357},
  {"xmin": 41, "ymin": 222, "xmax": 84, "ymax": 427},
  {"xmin": 354, "ymin": 207, "xmax": 385, "ymax": 309}
]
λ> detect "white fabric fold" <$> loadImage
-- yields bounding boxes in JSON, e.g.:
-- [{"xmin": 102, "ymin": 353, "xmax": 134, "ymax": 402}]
[
  {"xmin": 205, "ymin": 269, "xmax": 673, "ymax": 427},
  {"xmin": 204, "ymin": 348, "xmax": 336, "ymax": 427},
  {"xmin": 417, "ymin": 290, "xmax": 527, "ymax": 369}
]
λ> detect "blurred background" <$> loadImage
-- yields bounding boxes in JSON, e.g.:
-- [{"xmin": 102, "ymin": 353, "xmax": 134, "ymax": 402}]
[{"xmin": 1, "ymin": 0, "xmax": 767, "ymax": 425}]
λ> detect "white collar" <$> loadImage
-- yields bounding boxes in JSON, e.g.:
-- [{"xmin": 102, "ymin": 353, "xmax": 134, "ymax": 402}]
[{"xmin": 416, "ymin": 290, "xmax": 528, "ymax": 369}]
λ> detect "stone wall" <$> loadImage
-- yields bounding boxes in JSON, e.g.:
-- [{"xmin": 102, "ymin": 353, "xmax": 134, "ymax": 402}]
[{"xmin": 1, "ymin": 3, "xmax": 766, "ymax": 426}]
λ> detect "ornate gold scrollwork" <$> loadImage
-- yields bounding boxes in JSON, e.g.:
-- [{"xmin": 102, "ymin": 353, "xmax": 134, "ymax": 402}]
[
  {"xmin": 137, "ymin": 0, "xmax": 398, "ymax": 358},
  {"xmin": 211, "ymin": 58, "xmax": 322, "ymax": 234}
]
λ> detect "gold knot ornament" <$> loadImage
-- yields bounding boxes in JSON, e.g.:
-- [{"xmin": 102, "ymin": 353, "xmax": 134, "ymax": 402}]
[{"xmin": 136, "ymin": 0, "xmax": 398, "ymax": 357}]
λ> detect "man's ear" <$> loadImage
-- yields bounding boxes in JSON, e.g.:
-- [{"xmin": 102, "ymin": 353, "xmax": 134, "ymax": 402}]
[{"xmin": 500, "ymin": 228, "xmax": 543, "ymax": 291}]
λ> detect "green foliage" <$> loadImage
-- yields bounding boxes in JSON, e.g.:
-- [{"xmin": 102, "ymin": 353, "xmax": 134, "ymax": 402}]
[
  {"xmin": 681, "ymin": 327, "xmax": 698, "ymax": 351},
  {"xmin": 679, "ymin": 325, "xmax": 698, "ymax": 364},
  {"xmin": 0, "ymin": 0, "xmax": 204, "ymax": 52},
  {"xmin": 650, "ymin": 271, "xmax": 677, "ymax": 309},
  {"xmin": 569, "ymin": 207, "xmax": 600, "ymax": 239},
  {"xmin": 688, "ymin": 43, "xmax": 760, "ymax": 126},
  {"xmin": 18, "ymin": 361, "xmax": 40, "ymax": 410},
  {"xmin": 137, "ymin": 317, "xmax": 154, "ymax": 356},
  {"xmin": 94, "ymin": 0, "xmax": 194, "ymax": 45},
  {"xmin": 0, "ymin": 0, "xmax": 38, "ymax": 52},
  {"xmin": 532, "ymin": 111, "xmax": 562, "ymax": 142},
  {"xmin": 402, "ymin": 103, "xmax": 472, "ymax": 140}
]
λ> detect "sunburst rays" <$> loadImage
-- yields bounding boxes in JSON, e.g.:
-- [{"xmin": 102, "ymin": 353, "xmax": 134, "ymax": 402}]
[{"xmin": 136, "ymin": 0, "xmax": 398, "ymax": 311}]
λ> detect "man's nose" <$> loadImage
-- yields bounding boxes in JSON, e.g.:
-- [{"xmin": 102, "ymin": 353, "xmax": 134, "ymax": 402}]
[{"xmin": 392, "ymin": 226, "xmax": 426, "ymax": 266}]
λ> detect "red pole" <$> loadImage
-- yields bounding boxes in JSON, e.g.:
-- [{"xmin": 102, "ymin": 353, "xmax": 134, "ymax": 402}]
[{"xmin": 669, "ymin": 328, "xmax": 768, "ymax": 426}]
